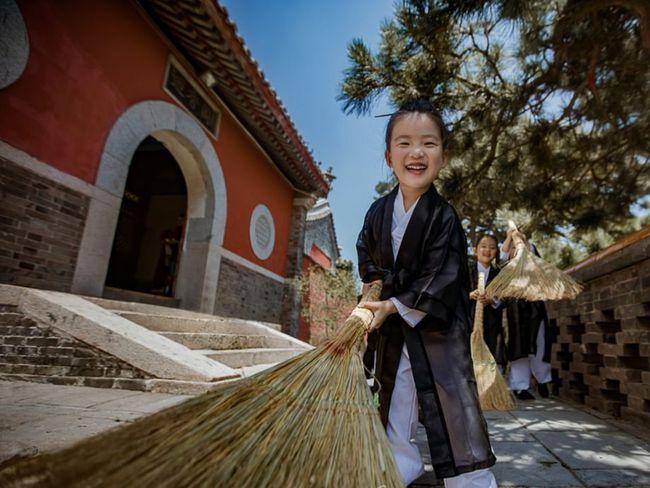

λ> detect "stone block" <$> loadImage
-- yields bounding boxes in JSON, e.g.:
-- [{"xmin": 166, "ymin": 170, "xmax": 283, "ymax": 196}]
[
  {"xmin": 34, "ymin": 365, "xmax": 70, "ymax": 376},
  {"xmin": 3, "ymin": 336, "xmax": 24, "ymax": 345},
  {"xmin": 47, "ymin": 375, "xmax": 82, "ymax": 386},
  {"xmin": 573, "ymin": 468, "xmax": 650, "ymax": 487},
  {"xmin": 25, "ymin": 336, "xmax": 59, "ymax": 347},
  {"xmin": 82, "ymin": 377, "xmax": 115, "ymax": 389},
  {"xmin": 534, "ymin": 430, "xmax": 650, "ymax": 471},
  {"xmin": 112, "ymin": 378, "xmax": 148, "ymax": 391}
]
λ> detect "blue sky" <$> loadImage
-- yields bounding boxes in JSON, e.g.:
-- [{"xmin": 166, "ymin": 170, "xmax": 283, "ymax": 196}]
[{"xmin": 220, "ymin": 0, "xmax": 396, "ymax": 266}]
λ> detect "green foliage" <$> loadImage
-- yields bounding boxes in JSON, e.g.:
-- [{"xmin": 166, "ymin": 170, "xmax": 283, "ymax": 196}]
[
  {"xmin": 339, "ymin": 0, "xmax": 650, "ymax": 264},
  {"xmin": 300, "ymin": 259, "xmax": 359, "ymax": 344}
]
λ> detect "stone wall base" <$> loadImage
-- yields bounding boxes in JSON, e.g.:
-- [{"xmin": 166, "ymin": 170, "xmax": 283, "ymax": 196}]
[
  {"xmin": 0, "ymin": 156, "xmax": 89, "ymax": 291},
  {"xmin": 213, "ymin": 257, "xmax": 284, "ymax": 323}
]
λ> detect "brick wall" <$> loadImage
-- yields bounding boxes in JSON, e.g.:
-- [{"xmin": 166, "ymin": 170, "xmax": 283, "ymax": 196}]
[
  {"xmin": 0, "ymin": 157, "xmax": 89, "ymax": 291},
  {"xmin": 547, "ymin": 228, "xmax": 650, "ymax": 426},
  {"xmin": 0, "ymin": 305, "xmax": 153, "ymax": 389},
  {"xmin": 280, "ymin": 199, "xmax": 312, "ymax": 336},
  {"xmin": 214, "ymin": 257, "xmax": 285, "ymax": 323}
]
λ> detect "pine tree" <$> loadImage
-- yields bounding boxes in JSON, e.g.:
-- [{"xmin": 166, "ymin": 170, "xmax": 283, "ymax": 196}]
[{"xmin": 339, "ymin": 0, "xmax": 649, "ymax": 263}]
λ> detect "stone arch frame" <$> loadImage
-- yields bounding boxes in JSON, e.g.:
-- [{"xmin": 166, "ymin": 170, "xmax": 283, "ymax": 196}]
[{"xmin": 72, "ymin": 100, "xmax": 227, "ymax": 312}]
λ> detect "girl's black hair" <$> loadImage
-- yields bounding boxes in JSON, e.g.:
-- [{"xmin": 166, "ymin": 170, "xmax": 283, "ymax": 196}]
[
  {"xmin": 384, "ymin": 99, "xmax": 450, "ymax": 151},
  {"xmin": 473, "ymin": 233, "xmax": 498, "ymax": 248}
]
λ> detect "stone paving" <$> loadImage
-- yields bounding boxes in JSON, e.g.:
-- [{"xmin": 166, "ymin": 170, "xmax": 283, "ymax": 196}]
[
  {"xmin": 1, "ymin": 380, "xmax": 649, "ymax": 487},
  {"xmin": 413, "ymin": 398, "xmax": 650, "ymax": 487}
]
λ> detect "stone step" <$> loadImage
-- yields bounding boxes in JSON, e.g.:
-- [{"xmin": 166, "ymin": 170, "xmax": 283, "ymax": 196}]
[
  {"xmin": 119, "ymin": 313, "xmax": 265, "ymax": 335},
  {"xmin": 102, "ymin": 287, "xmax": 181, "ymax": 308},
  {"xmin": 239, "ymin": 362, "xmax": 279, "ymax": 377},
  {"xmin": 4, "ymin": 287, "xmax": 238, "ymax": 382},
  {"xmin": 160, "ymin": 332, "xmax": 292, "ymax": 350},
  {"xmin": 118, "ymin": 313, "xmax": 302, "ymax": 349},
  {"xmin": 86, "ymin": 297, "xmax": 216, "ymax": 318},
  {"xmin": 197, "ymin": 348, "xmax": 305, "ymax": 368},
  {"xmin": 0, "ymin": 373, "xmax": 236, "ymax": 395}
]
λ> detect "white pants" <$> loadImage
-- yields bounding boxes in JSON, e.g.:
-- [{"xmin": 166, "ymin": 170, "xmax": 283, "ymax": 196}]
[
  {"xmin": 387, "ymin": 345, "xmax": 497, "ymax": 487},
  {"xmin": 508, "ymin": 321, "xmax": 552, "ymax": 391}
]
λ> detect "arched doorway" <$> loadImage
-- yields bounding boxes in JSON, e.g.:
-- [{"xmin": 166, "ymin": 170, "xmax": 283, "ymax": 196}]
[
  {"xmin": 105, "ymin": 136, "xmax": 187, "ymax": 297},
  {"xmin": 73, "ymin": 100, "xmax": 227, "ymax": 312}
]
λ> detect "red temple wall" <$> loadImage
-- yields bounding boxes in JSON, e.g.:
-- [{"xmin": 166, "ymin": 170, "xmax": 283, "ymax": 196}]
[{"xmin": 0, "ymin": 0, "xmax": 292, "ymax": 275}]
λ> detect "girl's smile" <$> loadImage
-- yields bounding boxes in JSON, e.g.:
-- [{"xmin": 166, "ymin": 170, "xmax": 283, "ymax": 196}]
[
  {"xmin": 475, "ymin": 236, "xmax": 498, "ymax": 266},
  {"xmin": 385, "ymin": 113, "xmax": 446, "ymax": 195}
]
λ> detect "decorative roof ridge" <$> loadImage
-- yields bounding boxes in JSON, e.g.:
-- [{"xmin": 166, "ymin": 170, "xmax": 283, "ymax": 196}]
[{"xmin": 210, "ymin": 1, "xmax": 329, "ymax": 194}]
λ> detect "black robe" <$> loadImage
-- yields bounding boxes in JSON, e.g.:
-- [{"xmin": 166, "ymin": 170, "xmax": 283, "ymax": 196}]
[
  {"xmin": 357, "ymin": 185, "xmax": 495, "ymax": 479},
  {"xmin": 505, "ymin": 299, "xmax": 552, "ymax": 362},
  {"xmin": 468, "ymin": 259, "xmax": 507, "ymax": 367},
  {"xmin": 503, "ymin": 246, "xmax": 552, "ymax": 363}
]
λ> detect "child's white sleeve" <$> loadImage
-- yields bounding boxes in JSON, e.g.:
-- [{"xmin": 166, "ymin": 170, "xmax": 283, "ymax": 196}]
[{"xmin": 389, "ymin": 298, "xmax": 426, "ymax": 327}]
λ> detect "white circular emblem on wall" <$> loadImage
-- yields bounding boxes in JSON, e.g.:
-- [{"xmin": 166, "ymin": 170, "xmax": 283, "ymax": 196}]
[
  {"xmin": 250, "ymin": 204, "xmax": 275, "ymax": 260},
  {"xmin": 0, "ymin": 0, "xmax": 30, "ymax": 90}
]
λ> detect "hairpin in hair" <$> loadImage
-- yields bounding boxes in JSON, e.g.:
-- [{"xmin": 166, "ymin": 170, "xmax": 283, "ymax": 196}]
[{"xmin": 374, "ymin": 112, "xmax": 396, "ymax": 118}]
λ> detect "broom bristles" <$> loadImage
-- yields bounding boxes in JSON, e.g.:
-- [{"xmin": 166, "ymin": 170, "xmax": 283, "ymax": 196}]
[
  {"xmin": 471, "ymin": 329, "xmax": 515, "ymax": 411},
  {"xmin": 0, "ymin": 285, "xmax": 403, "ymax": 488},
  {"xmin": 471, "ymin": 272, "xmax": 515, "ymax": 411},
  {"xmin": 486, "ymin": 244, "xmax": 583, "ymax": 301}
]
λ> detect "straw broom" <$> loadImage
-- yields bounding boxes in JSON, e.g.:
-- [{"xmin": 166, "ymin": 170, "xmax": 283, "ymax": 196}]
[
  {"xmin": 471, "ymin": 272, "xmax": 515, "ymax": 411},
  {"xmin": 486, "ymin": 221, "xmax": 583, "ymax": 301},
  {"xmin": 0, "ymin": 284, "xmax": 402, "ymax": 488}
]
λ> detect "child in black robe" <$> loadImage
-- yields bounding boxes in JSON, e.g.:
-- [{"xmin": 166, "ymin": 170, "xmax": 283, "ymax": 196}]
[
  {"xmin": 500, "ymin": 229, "xmax": 552, "ymax": 400},
  {"xmin": 468, "ymin": 233, "xmax": 507, "ymax": 369},
  {"xmin": 357, "ymin": 100, "xmax": 496, "ymax": 487}
]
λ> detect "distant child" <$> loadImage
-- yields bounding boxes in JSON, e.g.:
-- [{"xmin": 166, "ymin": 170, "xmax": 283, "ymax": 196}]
[
  {"xmin": 500, "ymin": 229, "xmax": 552, "ymax": 400},
  {"xmin": 468, "ymin": 234, "xmax": 506, "ymax": 369},
  {"xmin": 357, "ymin": 100, "xmax": 496, "ymax": 488}
]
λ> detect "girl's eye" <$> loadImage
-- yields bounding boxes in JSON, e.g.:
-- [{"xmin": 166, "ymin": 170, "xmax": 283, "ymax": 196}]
[
  {"xmin": 397, "ymin": 142, "xmax": 409, "ymax": 147},
  {"xmin": 425, "ymin": 142, "xmax": 437, "ymax": 147}
]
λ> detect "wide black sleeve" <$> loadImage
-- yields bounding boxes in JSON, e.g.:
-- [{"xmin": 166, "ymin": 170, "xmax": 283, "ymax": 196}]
[
  {"xmin": 356, "ymin": 208, "xmax": 385, "ymax": 283},
  {"xmin": 393, "ymin": 208, "xmax": 468, "ymax": 326}
]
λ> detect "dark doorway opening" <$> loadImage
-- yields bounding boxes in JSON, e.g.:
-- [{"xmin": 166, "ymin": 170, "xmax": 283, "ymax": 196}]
[{"xmin": 105, "ymin": 136, "xmax": 187, "ymax": 297}]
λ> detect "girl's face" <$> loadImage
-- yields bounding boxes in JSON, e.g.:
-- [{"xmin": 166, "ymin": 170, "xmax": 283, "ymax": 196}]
[
  {"xmin": 385, "ymin": 113, "xmax": 446, "ymax": 192},
  {"xmin": 475, "ymin": 236, "xmax": 498, "ymax": 265}
]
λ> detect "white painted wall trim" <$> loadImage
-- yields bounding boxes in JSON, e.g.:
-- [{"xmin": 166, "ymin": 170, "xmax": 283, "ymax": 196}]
[
  {"xmin": 249, "ymin": 204, "xmax": 275, "ymax": 260},
  {"xmin": 220, "ymin": 248, "xmax": 286, "ymax": 284}
]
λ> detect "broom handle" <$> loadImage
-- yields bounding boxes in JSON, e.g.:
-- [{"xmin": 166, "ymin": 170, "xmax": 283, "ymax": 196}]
[
  {"xmin": 360, "ymin": 282, "xmax": 382, "ymax": 303},
  {"xmin": 348, "ymin": 282, "xmax": 383, "ymax": 331},
  {"xmin": 473, "ymin": 272, "xmax": 485, "ymax": 336},
  {"xmin": 507, "ymin": 220, "xmax": 526, "ymax": 254}
]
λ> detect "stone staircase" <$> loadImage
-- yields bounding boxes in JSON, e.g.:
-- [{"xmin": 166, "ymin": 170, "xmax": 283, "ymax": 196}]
[
  {"xmin": 86, "ymin": 297, "xmax": 309, "ymax": 375},
  {"xmin": 0, "ymin": 285, "xmax": 311, "ymax": 394}
]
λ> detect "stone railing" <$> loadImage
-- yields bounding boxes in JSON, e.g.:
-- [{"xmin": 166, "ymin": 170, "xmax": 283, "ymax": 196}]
[{"xmin": 547, "ymin": 227, "xmax": 650, "ymax": 426}]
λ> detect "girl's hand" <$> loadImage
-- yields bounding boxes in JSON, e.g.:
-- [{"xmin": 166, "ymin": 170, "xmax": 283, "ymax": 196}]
[
  {"xmin": 358, "ymin": 299, "xmax": 397, "ymax": 331},
  {"xmin": 469, "ymin": 289, "xmax": 480, "ymax": 300},
  {"xmin": 478, "ymin": 294, "xmax": 494, "ymax": 306}
]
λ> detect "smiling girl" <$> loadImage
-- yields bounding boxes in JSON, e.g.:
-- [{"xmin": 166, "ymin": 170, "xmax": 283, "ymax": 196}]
[
  {"xmin": 357, "ymin": 100, "xmax": 496, "ymax": 487},
  {"xmin": 469, "ymin": 234, "xmax": 506, "ymax": 369}
]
